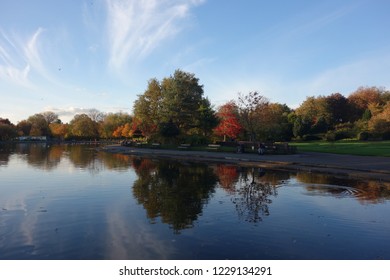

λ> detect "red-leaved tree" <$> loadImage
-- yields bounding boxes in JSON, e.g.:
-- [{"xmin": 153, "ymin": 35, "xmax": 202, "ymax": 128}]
[{"xmin": 214, "ymin": 101, "xmax": 242, "ymax": 141}]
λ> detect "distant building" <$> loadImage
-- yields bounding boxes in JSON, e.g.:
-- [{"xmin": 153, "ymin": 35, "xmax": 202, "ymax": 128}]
[{"xmin": 18, "ymin": 136, "xmax": 47, "ymax": 141}]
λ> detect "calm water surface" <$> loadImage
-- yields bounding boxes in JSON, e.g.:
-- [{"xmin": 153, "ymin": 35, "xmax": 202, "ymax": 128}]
[{"xmin": 1, "ymin": 143, "xmax": 390, "ymax": 260}]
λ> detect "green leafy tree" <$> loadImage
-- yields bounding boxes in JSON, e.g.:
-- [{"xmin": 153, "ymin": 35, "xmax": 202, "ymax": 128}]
[
  {"xmin": 133, "ymin": 70, "xmax": 217, "ymax": 141},
  {"xmin": 133, "ymin": 78, "xmax": 163, "ymax": 139},
  {"xmin": 255, "ymin": 103, "xmax": 293, "ymax": 141},
  {"xmin": 160, "ymin": 70, "xmax": 205, "ymax": 132},
  {"xmin": 69, "ymin": 114, "xmax": 99, "ymax": 139},
  {"xmin": 295, "ymin": 96, "xmax": 331, "ymax": 127},
  {"xmin": 293, "ymin": 115, "xmax": 311, "ymax": 138},
  {"xmin": 194, "ymin": 98, "xmax": 218, "ymax": 137},
  {"xmin": 159, "ymin": 119, "xmax": 180, "ymax": 143},
  {"xmin": 132, "ymin": 158, "xmax": 217, "ymax": 233}
]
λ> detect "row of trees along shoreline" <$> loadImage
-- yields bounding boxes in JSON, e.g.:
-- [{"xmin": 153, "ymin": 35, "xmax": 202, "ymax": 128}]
[{"xmin": 1, "ymin": 69, "xmax": 390, "ymax": 143}]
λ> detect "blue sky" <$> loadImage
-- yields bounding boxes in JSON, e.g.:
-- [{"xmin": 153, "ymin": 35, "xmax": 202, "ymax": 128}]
[{"xmin": 1, "ymin": 0, "xmax": 389, "ymax": 124}]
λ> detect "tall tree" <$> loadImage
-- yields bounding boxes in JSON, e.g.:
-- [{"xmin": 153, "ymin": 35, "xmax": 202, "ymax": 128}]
[
  {"xmin": 133, "ymin": 70, "xmax": 216, "ymax": 140},
  {"xmin": 194, "ymin": 98, "xmax": 218, "ymax": 137},
  {"xmin": 160, "ymin": 69, "xmax": 205, "ymax": 132},
  {"xmin": 133, "ymin": 78, "xmax": 163, "ymax": 139},
  {"xmin": 237, "ymin": 91, "xmax": 269, "ymax": 141}
]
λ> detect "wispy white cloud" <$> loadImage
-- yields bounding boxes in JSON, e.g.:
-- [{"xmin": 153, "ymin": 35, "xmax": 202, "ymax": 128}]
[
  {"xmin": 105, "ymin": 0, "xmax": 205, "ymax": 71},
  {"xmin": 305, "ymin": 53, "xmax": 390, "ymax": 96},
  {"xmin": 0, "ymin": 28, "xmax": 54, "ymax": 89},
  {"xmin": 23, "ymin": 28, "xmax": 45, "ymax": 75},
  {"xmin": 0, "ymin": 29, "xmax": 34, "ymax": 89},
  {"xmin": 285, "ymin": 6, "xmax": 353, "ymax": 40},
  {"xmin": 0, "ymin": 64, "xmax": 33, "ymax": 89}
]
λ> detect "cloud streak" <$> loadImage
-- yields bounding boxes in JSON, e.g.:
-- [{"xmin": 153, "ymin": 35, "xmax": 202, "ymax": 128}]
[
  {"xmin": 105, "ymin": 0, "xmax": 204, "ymax": 71},
  {"xmin": 0, "ymin": 28, "xmax": 50, "ymax": 89}
]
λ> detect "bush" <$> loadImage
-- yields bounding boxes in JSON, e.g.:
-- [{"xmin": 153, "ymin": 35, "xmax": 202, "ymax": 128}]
[
  {"xmin": 326, "ymin": 128, "xmax": 356, "ymax": 141},
  {"xmin": 302, "ymin": 134, "xmax": 322, "ymax": 141},
  {"xmin": 182, "ymin": 134, "xmax": 209, "ymax": 145},
  {"xmin": 325, "ymin": 131, "xmax": 336, "ymax": 142},
  {"xmin": 357, "ymin": 131, "xmax": 372, "ymax": 141},
  {"xmin": 382, "ymin": 131, "xmax": 390, "ymax": 140}
]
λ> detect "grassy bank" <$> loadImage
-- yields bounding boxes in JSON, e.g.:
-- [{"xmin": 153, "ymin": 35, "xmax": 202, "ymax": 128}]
[{"xmin": 290, "ymin": 140, "xmax": 390, "ymax": 157}]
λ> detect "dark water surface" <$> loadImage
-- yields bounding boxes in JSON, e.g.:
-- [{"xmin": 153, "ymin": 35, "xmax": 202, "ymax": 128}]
[{"xmin": 1, "ymin": 143, "xmax": 389, "ymax": 260}]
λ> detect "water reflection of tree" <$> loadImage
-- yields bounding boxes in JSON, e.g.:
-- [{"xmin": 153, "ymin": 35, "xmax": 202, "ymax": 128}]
[
  {"xmin": 0, "ymin": 145, "xmax": 11, "ymax": 166},
  {"xmin": 232, "ymin": 168, "xmax": 278, "ymax": 223},
  {"xmin": 15, "ymin": 143, "xmax": 62, "ymax": 170},
  {"xmin": 296, "ymin": 172, "xmax": 390, "ymax": 203},
  {"xmin": 131, "ymin": 158, "xmax": 218, "ymax": 233},
  {"xmin": 3, "ymin": 143, "xmax": 133, "ymax": 173},
  {"xmin": 215, "ymin": 165, "xmax": 239, "ymax": 193}
]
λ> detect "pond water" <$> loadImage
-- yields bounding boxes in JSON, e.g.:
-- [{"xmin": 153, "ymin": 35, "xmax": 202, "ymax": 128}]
[{"xmin": 1, "ymin": 143, "xmax": 390, "ymax": 260}]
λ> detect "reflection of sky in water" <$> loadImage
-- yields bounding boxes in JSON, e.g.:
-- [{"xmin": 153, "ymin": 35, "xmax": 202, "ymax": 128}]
[{"xmin": 1, "ymin": 144, "xmax": 390, "ymax": 260}]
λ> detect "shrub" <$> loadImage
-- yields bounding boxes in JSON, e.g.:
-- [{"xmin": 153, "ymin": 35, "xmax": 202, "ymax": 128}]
[
  {"xmin": 357, "ymin": 131, "xmax": 372, "ymax": 141},
  {"xmin": 325, "ymin": 131, "xmax": 336, "ymax": 142},
  {"xmin": 302, "ymin": 134, "xmax": 322, "ymax": 141}
]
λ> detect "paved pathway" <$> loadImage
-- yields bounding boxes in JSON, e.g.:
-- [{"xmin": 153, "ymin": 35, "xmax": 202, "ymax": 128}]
[{"xmin": 103, "ymin": 145, "xmax": 390, "ymax": 181}]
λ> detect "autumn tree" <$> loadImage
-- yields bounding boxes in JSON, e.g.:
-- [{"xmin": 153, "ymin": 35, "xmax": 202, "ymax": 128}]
[
  {"xmin": 16, "ymin": 120, "xmax": 32, "ymax": 136},
  {"xmin": 49, "ymin": 123, "xmax": 69, "ymax": 140},
  {"xmin": 368, "ymin": 101, "xmax": 390, "ymax": 138},
  {"xmin": 348, "ymin": 86, "xmax": 384, "ymax": 121},
  {"xmin": 100, "ymin": 112, "xmax": 132, "ymax": 139},
  {"xmin": 112, "ymin": 123, "xmax": 132, "ymax": 138},
  {"xmin": 27, "ymin": 114, "xmax": 50, "ymax": 136},
  {"xmin": 213, "ymin": 101, "xmax": 242, "ymax": 141},
  {"xmin": 295, "ymin": 96, "xmax": 330, "ymax": 125}
]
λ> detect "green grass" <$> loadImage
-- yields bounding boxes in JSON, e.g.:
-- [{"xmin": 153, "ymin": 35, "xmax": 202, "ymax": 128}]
[{"xmin": 290, "ymin": 140, "xmax": 390, "ymax": 157}]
